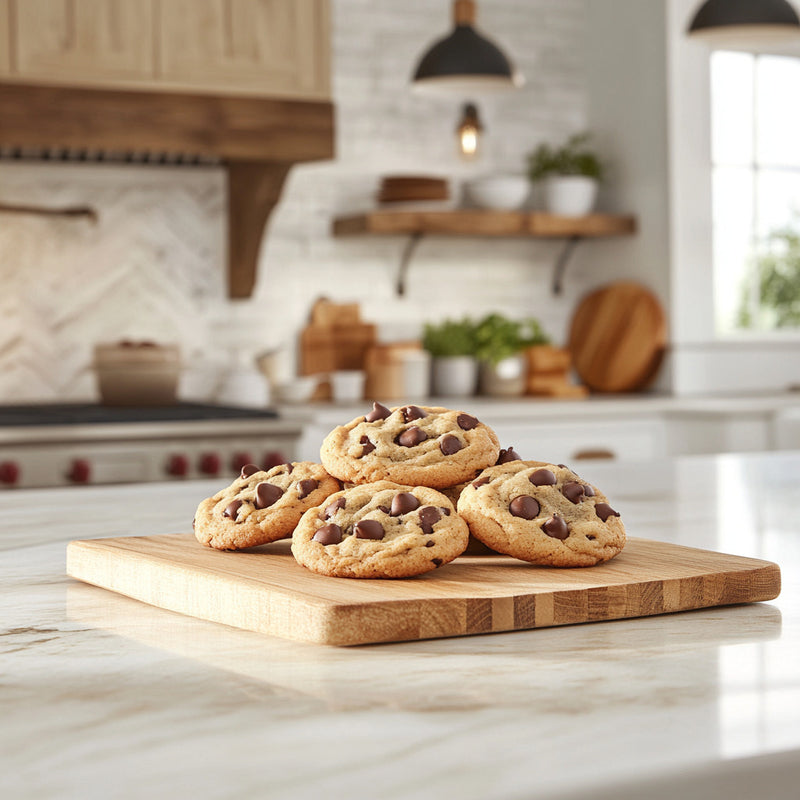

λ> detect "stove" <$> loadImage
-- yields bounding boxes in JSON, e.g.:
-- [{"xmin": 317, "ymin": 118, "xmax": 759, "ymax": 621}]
[{"xmin": 0, "ymin": 403, "xmax": 301, "ymax": 489}]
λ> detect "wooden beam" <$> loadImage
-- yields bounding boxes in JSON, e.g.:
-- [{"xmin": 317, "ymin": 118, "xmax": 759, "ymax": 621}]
[
  {"xmin": 227, "ymin": 161, "xmax": 292, "ymax": 299},
  {"xmin": 0, "ymin": 82, "xmax": 334, "ymax": 162}
]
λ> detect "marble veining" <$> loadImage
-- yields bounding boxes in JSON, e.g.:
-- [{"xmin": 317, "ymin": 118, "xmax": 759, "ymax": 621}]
[{"xmin": 1, "ymin": 453, "xmax": 799, "ymax": 799}]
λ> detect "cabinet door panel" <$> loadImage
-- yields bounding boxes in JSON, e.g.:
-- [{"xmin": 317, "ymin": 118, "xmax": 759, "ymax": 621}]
[
  {"xmin": 14, "ymin": 0, "xmax": 155, "ymax": 84},
  {"xmin": 0, "ymin": 1, "xmax": 10, "ymax": 75},
  {"xmin": 158, "ymin": 0, "xmax": 329, "ymax": 99}
]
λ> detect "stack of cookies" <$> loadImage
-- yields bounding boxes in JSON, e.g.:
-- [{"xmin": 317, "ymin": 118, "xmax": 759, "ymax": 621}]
[{"xmin": 193, "ymin": 403, "xmax": 626, "ymax": 578}]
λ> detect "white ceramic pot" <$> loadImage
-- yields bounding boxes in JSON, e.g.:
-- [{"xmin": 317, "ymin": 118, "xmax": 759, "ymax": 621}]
[
  {"xmin": 544, "ymin": 175, "xmax": 598, "ymax": 216},
  {"xmin": 430, "ymin": 356, "xmax": 478, "ymax": 397},
  {"xmin": 479, "ymin": 354, "xmax": 527, "ymax": 397}
]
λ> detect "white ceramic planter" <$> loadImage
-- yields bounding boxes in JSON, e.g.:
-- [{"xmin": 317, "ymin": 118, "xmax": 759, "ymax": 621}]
[
  {"xmin": 479, "ymin": 354, "xmax": 527, "ymax": 397},
  {"xmin": 430, "ymin": 356, "xmax": 478, "ymax": 397},
  {"xmin": 544, "ymin": 175, "xmax": 598, "ymax": 216}
]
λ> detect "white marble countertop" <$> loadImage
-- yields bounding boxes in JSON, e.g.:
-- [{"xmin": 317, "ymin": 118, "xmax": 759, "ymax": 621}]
[{"xmin": 2, "ymin": 452, "xmax": 799, "ymax": 799}]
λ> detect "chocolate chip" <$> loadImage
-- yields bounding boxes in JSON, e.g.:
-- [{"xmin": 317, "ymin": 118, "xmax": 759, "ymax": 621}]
[
  {"xmin": 584, "ymin": 484, "xmax": 596, "ymax": 497},
  {"xmin": 313, "ymin": 523, "xmax": 342, "ymax": 545},
  {"xmin": 472, "ymin": 476, "xmax": 490, "ymax": 489},
  {"xmin": 457, "ymin": 413, "xmax": 479, "ymax": 430},
  {"xmin": 440, "ymin": 434, "xmax": 464, "ymax": 455},
  {"xmin": 255, "ymin": 482, "xmax": 284, "ymax": 509},
  {"xmin": 323, "ymin": 497, "xmax": 346, "ymax": 519},
  {"xmin": 529, "ymin": 468, "xmax": 556, "ymax": 486},
  {"xmin": 397, "ymin": 426, "xmax": 428, "ymax": 447},
  {"xmin": 595, "ymin": 503, "xmax": 620, "ymax": 522},
  {"xmin": 401, "ymin": 405, "xmax": 427, "ymax": 422},
  {"xmin": 365, "ymin": 401, "xmax": 392, "ymax": 422},
  {"xmin": 377, "ymin": 505, "xmax": 390, "ymax": 514},
  {"xmin": 425, "ymin": 540, "xmax": 435, "ymax": 547},
  {"xmin": 240, "ymin": 464, "xmax": 260, "ymax": 479},
  {"xmin": 283, "ymin": 463, "xmax": 294, "ymax": 474},
  {"xmin": 432, "ymin": 558, "xmax": 443, "ymax": 567},
  {"xmin": 391, "ymin": 492, "xmax": 420, "ymax": 516},
  {"xmin": 496, "ymin": 447, "xmax": 522, "ymax": 464},
  {"xmin": 543, "ymin": 515, "xmax": 569, "ymax": 539},
  {"xmin": 355, "ymin": 519, "xmax": 385, "ymax": 540},
  {"xmin": 359, "ymin": 435, "xmax": 375, "ymax": 456},
  {"xmin": 509, "ymin": 495, "xmax": 540, "ymax": 519},
  {"xmin": 440, "ymin": 506, "xmax": 451, "ymax": 516},
  {"xmin": 296, "ymin": 478, "xmax": 319, "ymax": 499},
  {"xmin": 418, "ymin": 506, "xmax": 441, "ymax": 533},
  {"xmin": 223, "ymin": 499, "xmax": 243, "ymax": 520},
  {"xmin": 558, "ymin": 463, "xmax": 568, "ymax": 469},
  {"xmin": 562, "ymin": 481, "xmax": 586, "ymax": 504}
]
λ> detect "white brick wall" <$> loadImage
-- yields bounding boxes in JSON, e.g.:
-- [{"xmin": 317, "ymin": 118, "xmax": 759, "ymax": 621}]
[{"xmin": 0, "ymin": 0, "xmax": 594, "ymax": 402}]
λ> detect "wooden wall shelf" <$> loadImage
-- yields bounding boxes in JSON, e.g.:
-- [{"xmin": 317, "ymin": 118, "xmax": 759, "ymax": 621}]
[{"xmin": 333, "ymin": 210, "xmax": 637, "ymax": 295}]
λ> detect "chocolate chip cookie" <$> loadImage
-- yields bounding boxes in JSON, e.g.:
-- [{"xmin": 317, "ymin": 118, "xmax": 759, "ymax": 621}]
[
  {"xmin": 440, "ymin": 444, "xmax": 524, "ymax": 505},
  {"xmin": 291, "ymin": 481, "xmax": 470, "ymax": 578},
  {"xmin": 457, "ymin": 461, "xmax": 625, "ymax": 566},
  {"xmin": 194, "ymin": 462, "xmax": 342, "ymax": 550},
  {"xmin": 320, "ymin": 403, "xmax": 500, "ymax": 489}
]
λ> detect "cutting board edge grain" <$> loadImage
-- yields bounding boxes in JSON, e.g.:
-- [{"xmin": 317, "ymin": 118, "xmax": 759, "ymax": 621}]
[{"xmin": 65, "ymin": 535, "xmax": 781, "ymax": 647}]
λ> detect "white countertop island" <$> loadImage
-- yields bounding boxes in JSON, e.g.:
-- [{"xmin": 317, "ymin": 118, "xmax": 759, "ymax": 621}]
[{"xmin": 2, "ymin": 452, "xmax": 799, "ymax": 799}]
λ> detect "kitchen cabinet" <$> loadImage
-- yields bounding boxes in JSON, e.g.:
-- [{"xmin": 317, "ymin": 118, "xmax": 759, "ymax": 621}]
[
  {"xmin": 486, "ymin": 417, "xmax": 667, "ymax": 464},
  {"xmin": 158, "ymin": 0, "xmax": 330, "ymax": 100},
  {"xmin": 3, "ymin": 0, "xmax": 330, "ymax": 101},
  {"xmin": 0, "ymin": 1, "xmax": 10, "ymax": 76},
  {"xmin": 12, "ymin": 0, "xmax": 156, "ymax": 85},
  {"xmin": 288, "ymin": 394, "xmax": 800, "ymax": 464}
]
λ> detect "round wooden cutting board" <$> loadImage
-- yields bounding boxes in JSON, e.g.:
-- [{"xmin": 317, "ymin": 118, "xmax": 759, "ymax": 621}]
[{"xmin": 568, "ymin": 281, "xmax": 667, "ymax": 393}]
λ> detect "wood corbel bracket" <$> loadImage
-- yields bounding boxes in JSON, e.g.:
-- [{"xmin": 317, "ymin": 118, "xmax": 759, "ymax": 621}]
[{"xmin": 226, "ymin": 161, "xmax": 293, "ymax": 299}]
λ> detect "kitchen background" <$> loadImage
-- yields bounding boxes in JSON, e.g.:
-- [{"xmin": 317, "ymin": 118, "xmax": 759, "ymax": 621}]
[
  {"xmin": 1, "ymin": 0, "xmax": 799, "ymax": 404},
  {"xmin": 0, "ymin": 0, "xmax": 612, "ymax": 403}
]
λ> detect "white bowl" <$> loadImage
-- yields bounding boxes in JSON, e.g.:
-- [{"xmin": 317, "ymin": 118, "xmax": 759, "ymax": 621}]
[
  {"xmin": 466, "ymin": 175, "xmax": 530, "ymax": 210},
  {"xmin": 272, "ymin": 376, "xmax": 318, "ymax": 404}
]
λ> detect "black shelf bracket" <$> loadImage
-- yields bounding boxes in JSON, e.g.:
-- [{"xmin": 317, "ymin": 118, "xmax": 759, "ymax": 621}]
[
  {"xmin": 392, "ymin": 232, "xmax": 584, "ymax": 297},
  {"xmin": 396, "ymin": 232, "xmax": 424, "ymax": 296},
  {"xmin": 552, "ymin": 235, "xmax": 582, "ymax": 295}
]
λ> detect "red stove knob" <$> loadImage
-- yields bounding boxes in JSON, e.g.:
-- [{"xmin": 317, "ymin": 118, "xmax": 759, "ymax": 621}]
[
  {"xmin": 0, "ymin": 460, "xmax": 20, "ymax": 485},
  {"xmin": 199, "ymin": 452, "xmax": 222, "ymax": 476},
  {"xmin": 263, "ymin": 451, "xmax": 288, "ymax": 470},
  {"xmin": 67, "ymin": 458, "xmax": 91, "ymax": 484},
  {"xmin": 166, "ymin": 454, "xmax": 190, "ymax": 477},
  {"xmin": 231, "ymin": 451, "xmax": 255, "ymax": 474}
]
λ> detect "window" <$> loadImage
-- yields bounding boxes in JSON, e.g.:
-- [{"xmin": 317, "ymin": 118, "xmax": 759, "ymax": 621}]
[{"xmin": 711, "ymin": 51, "xmax": 800, "ymax": 334}]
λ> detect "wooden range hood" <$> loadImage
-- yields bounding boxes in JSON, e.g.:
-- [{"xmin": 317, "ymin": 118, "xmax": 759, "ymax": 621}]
[{"xmin": 0, "ymin": 82, "xmax": 334, "ymax": 298}]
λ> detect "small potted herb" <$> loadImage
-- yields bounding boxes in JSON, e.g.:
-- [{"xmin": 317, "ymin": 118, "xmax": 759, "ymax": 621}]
[
  {"xmin": 473, "ymin": 313, "xmax": 550, "ymax": 396},
  {"xmin": 422, "ymin": 317, "xmax": 479, "ymax": 397},
  {"xmin": 527, "ymin": 132, "xmax": 605, "ymax": 216}
]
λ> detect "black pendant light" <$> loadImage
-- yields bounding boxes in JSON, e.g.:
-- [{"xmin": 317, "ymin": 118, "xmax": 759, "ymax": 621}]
[
  {"xmin": 412, "ymin": 0, "xmax": 522, "ymax": 94},
  {"xmin": 687, "ymin": 0, "xmax": 800, "ymax": 47}
]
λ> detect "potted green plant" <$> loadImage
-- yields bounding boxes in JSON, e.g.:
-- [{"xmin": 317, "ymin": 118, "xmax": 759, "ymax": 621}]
[
  {"xmin": 473, "ymin": 313, "xmax": 550, "ymax": 396},
  {"xmin": 527, "ymin": 133, "xmax": 605, "ymax": 216},
  {"xmin": 422, "ymin": 317, "xmax": 479, "ymax": 397}
]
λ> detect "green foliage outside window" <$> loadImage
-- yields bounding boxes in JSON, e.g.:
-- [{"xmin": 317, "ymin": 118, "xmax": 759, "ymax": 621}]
[{"xmin": 737, "ymin": 223, "xmax": 800, "ymax": 329}]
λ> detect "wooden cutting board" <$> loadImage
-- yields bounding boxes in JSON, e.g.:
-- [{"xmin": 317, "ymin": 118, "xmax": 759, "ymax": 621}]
[
  {"xmin": 66, "ymin": 535, "xmax": 780, "ymax": 647},
  {"xmin": 569, "ymin": 281, "xmax": 667, "ymax": 393}
]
